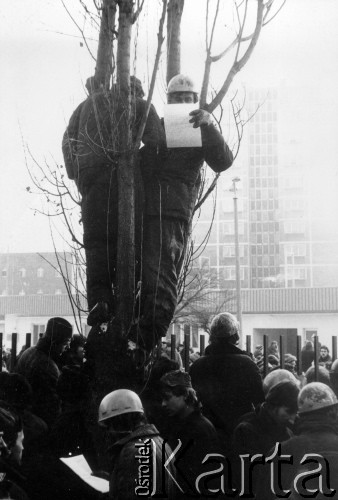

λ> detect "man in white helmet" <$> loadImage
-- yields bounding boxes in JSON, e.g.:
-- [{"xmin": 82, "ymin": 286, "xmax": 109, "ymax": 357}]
[
  {"xmin": 98, "ymin": 389, "xmax": 177, "ymax": 499},
  {"xmin": 133, "ymin": 74, "xmax": 233, "ymax": 357},
  {"xmin": 256, "ymin": 382, "xmax": 338, "ymax": 500}
]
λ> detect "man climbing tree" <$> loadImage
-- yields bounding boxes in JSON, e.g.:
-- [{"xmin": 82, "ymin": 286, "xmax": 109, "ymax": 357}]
[
  {"xmin": 57, "ymin": 0, "xmax": 285, "ymax": 387},
  {"xmin": 133, "ymin": 74, "xmax": 233, "ymax": 358},
  {"xmin": 62, "ymin": 76, "xmax": 165, "ymax": 328}
]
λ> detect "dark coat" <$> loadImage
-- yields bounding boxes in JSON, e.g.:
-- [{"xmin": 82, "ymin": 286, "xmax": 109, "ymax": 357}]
[
  {"xmin": 189, "ymin": 340, "xmax": 265, "ymax": 449},
  {"xmin": 231, "ymin": 403, "xmax": 293, "ymax": 496},
  {"xmin": 62, "ymin": 89, "xmax": 165, "ymax": 180},
  {"xmin": 163, "ymin": 409, "xmax": 222, "ymax": 499},
  {"xmin": 15, "ymin": 338, "xmax": 60, "ymax": 428},
  {"xmin": 140, "ymin": 121, "xmax": 233, "ymax": 223},
  {"xmin": 232, "ymin": 403, "xmax": 293, "ymax": 457},
  {"xmin": 0, "ymin": 457, "xmax": 29, "ymax": 500},
  {"xmin": 301, "ymin": 349, "xmax": 314, "ymax": 372},
  {"xmin": 109, "ymin": 424, "xmax": 176, "ymax": 500},
  {"xmin": 256, "ymin": 415, "xmax": 338, "ymax": 500}
]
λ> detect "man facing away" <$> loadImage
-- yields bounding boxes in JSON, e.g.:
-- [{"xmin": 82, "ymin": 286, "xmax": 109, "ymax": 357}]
[
  {"xmin": 189, "ymin": 312, "xmax": 264, "ymax": 453},
  {"xmin": 62, "ymin": 76, "xmax": 165, "ymax": 328}
]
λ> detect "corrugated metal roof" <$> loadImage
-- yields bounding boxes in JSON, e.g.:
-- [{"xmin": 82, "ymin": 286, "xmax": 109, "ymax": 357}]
[
  {"xmin": 186, "ymin": 287, "xmax": 338, "ymax": 314},
  {"xmin": 0, "ymin": 287, "xmax": 337, "ymax": 317},
  {"xmin": 0, "ymin": 294, "xmax": 86, "ymax": 317}
]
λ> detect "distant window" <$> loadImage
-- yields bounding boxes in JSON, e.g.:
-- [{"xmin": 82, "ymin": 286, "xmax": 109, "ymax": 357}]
[
  {"xmin": 19, "ymin": 268, "xmax": 26, "ymax": 278},
  {"xmin": 37, "ymin": 289, "xmax": 43, "ymax": 294},
  {"xmin": 55, "ymin": 289, "xmax": 62, "ymax": 295},
  {"xmin": 37, "ymin": 268, "xmax": 44, "ymax": 278},
  {"xmin": 223, "ymin": 267, "xmax": 244, "ymax": 281},
  {"xmin": 1, "ymin": 269, "xmax": 7, "ymax": 278},
  {"xmin": 55, "ymin": 269, "xmax": 62, "ymax": 278},
  {"xmin": 19, "ymin": 289, "xmax": 25, "ymax": 296},
  {"xmin": 284, "ymin": 222, "xmax": 305, "ymax": 234},
  {"xmin": 1, "ymin": 290, "xmax": 7, "ymax": 296},
  {"xmin": 285, "ymin": 244, "xmax": 306, "ymax": 257}
]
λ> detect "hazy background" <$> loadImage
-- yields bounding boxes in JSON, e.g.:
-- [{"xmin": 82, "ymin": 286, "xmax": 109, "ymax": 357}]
[{"xmin": 1, "ymin": 0, "xmax": 337, "ymax": 252}]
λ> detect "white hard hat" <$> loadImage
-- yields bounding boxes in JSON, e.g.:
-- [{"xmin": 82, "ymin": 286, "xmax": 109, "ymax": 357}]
[
  {"xmin": 167, "ymin": 74, "xmax": 197, "ymax": 94},
  {"xmin": 298, "ymin": 382, "xmax": 338, "ymax": 414},
  {"xmin": 98, "ymin": 389, "xmax": 144, "ymax": 423}
]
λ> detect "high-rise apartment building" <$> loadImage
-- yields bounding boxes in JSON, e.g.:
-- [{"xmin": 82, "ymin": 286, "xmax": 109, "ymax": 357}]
[{"xmin": 193, "ymin": 82, "xmax": 338, "ymax": 289}]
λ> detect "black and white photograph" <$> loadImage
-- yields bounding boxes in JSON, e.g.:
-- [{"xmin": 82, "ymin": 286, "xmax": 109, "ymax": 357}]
[{"xmin": 1, "ymin": 0, "xmax": 338, "ymax": 498}]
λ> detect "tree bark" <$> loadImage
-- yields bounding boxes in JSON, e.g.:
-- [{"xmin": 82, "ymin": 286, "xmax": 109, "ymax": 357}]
[
  {"xmin": 95, "ymin": 0, "xmax": 117, "ymax": 89},
  {"xmin": 166, "ymin": 0, "xmax": 184, "ymax": 84},
  {"xmin": 116, "ymin": 0, "xmax": 135, "ymax": 336}
]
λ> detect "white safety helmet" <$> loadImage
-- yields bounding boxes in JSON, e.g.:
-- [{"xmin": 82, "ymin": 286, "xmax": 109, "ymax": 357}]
[
  {"xmin": 167, "ymin": 74, "xmax": 198, "ymax": 95},
  {"xmin": 98, "ymin": 389, "xmax": 144, "ymax": 423},
  {"xmin": 298, "ymin": 382, "xmax": 338, "ymax": 414}
]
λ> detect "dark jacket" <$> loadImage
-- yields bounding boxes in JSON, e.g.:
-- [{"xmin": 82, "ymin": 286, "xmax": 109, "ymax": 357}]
[
  {"xmin": 301, "ymin": 348, "xmax": 314, "ymax": 372},
  {"xmin": 233, "ymin": 403, "xmax": 293, "ymax": 457},
  {"xmin": 109, "ymin": 424, "xmax": 176, "ymax": 500},
  {"xmin": 189, "ymin": 340, "xmax": 264, "ymax": 448},
  {"xmin": 164, "ymin": 409, "xmax": 221, "ymax": 499},
  {"xmin": 0, "ymin": 456, "xmax": 29, "ymax": 500},
  {"xmin": 62, "ymin": 89, "xmax": 165, "ymax": 180},
  {"xmin": 15, "ymin": 338, "xmax": 61, "ymax": 428},
  {"xmin": 256, "ymin": 414, "xmax": 338, "ymax": 500},
  {"xmin": 140, "ymin": 121, "xmax": 233, "ymax": 223},
  {"xmin": 231, "ymin": 403, "xmax": 293, "ymax": 496}
]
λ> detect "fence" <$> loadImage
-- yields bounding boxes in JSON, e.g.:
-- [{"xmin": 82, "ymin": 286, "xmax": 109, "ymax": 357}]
[
  {"xmin": 2, "ymin": 332, "xmax": 337, "ymax": 381},
  {"xmin": 164, "ymin": 332, "xmax": 337, "ymax": 380}
]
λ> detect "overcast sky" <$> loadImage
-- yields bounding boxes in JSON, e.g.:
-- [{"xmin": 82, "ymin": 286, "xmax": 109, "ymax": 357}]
[{"xmin": 1, "ymin": 0, "xmax": 337, "ymax": 253}]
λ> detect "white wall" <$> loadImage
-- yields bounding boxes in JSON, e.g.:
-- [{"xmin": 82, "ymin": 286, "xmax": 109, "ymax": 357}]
[{"xmin": 242, "ymin": 313, "xmax": 338, "ymax": 347}]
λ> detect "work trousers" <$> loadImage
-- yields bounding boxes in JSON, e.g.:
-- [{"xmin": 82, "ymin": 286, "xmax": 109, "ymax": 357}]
[
  {"xmin": 138, "ymin": 216, "xmax": 189, "ymax": 348},
  {"xmin": 79, "ymin": 167, "xmax": 118, "ymax": 311}
]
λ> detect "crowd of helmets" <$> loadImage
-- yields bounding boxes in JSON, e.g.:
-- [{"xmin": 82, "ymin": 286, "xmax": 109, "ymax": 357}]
[{"xmin": 1, "ymin": 314, "xmax": 338, "ymax": 499}]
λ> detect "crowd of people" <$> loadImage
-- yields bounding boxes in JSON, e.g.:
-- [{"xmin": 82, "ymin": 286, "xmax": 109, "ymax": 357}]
[{"xmin": 0, "ymin": 313, "xmax": 337, "ymax": 499}]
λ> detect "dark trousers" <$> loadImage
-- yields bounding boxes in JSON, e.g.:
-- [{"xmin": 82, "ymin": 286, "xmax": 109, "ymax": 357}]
[
  {"xmin": 79, "ymin": 167, "xmax": 188, "ymax": 347},
  {"xmin": 139, "ymin": 216, "xmax": 188, "ymax": 346},
  {"xmin": 79, "ymin": 167, "xmax": 118, "ymax": 311}
]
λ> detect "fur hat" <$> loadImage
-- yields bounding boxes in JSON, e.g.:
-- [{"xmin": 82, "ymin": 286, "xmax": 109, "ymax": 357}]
[{"xmin": 160, "ymin": 370, "xmax": 192, "ymax": 388}]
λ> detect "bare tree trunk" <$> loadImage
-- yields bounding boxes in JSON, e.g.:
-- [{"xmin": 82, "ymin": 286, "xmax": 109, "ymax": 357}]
[
  {"xmin": 166, "ymin": 0, "xmax": 184, "ymax": 84},
  {"xmin": 116, "ymin": 0, "xmax": 135, "ymax": 336},
  {"xmin": 95, "ymin": 0, "xmax": 117, "ymax": 88}
]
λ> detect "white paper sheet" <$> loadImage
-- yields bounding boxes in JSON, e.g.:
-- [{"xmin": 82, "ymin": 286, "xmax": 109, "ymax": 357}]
[
  {"xmin": 163, "ymin": 103, "xmax": 202, "ymax": 148},
  {"xmin": 60, "ymin": 454, "xmax": 109, "ymax": 493}
]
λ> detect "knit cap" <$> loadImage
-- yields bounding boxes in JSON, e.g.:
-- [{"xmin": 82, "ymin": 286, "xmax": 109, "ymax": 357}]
[
  {"xmin": 266, "ymin": 380, "xmax": 300, "ymax": 413},
  {"xmin": 45, "ymin": 317, "xmax": 73, "ymax": 345},
  {"xmin": 160, "ymin": 370, "xmax": 192, "ymax": 388},
  {"xmin": 284, "ymin": 353, "xmax": 297, "ymax": 364}
]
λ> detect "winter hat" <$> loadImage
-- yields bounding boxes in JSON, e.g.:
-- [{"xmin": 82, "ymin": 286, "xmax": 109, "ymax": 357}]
[
  {"xmin": 45, "ymin": 317, "xmax": 73, "ymax": 345},
  {"xmin": 268, "ymin": 354, "xmax": 280, "ymax": 367},
  {"xmin": 266, "ymin": 380, "xmax": 300, "ymax": 412},
  {"xmin": 160, "ymin": 370, "xmax": 192, "ymax": 388}
]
